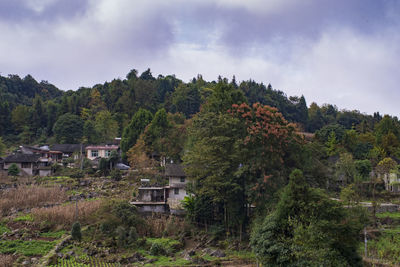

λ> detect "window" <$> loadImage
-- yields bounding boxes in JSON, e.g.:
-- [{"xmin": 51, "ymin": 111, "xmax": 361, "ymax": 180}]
[
  {"xmin": 21, "ymin": 162, "xmax": 31, "ymax": 168},
  {"xmin": 180, "ymin": 177, "xmax": 185, "ymax": 183},
  {"xmin": 105, "ymin": 150, "xmax": 111, "ymax": 157},
  {"xmin": 174, "ymin": 188, "xmax": 179, "ymax": 195},
  {"xmin": 91, "ymin": 150, "xmax": 98, "ymax": 158}
]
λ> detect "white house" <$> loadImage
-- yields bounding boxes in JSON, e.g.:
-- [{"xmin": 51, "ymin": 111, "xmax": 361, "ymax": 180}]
[{"xmin": 85, "ymin": 145, "xmax": 119, "ymax": 160}]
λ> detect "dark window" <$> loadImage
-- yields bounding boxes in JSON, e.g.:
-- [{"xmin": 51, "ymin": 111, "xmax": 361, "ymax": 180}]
[
  {"xmin": 180, "ymin": 177, "xmax": 185, "ymax": 183},
  {"xmin": 174, "ymin": 188, "xmax": 179, "ymax": 195},
  {"xmin": 21, "ymin": 162, "xmax": 31, "ymax": 168}
]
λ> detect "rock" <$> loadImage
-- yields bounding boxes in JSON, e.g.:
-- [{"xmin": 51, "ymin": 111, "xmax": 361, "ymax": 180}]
[
  {"xmin": 188, "ymin": 249, "xmax": 196, "ymax": 256},
  {"xmin": 31, "ymin": 257, "xmax": 38, "ymax": 263},
  {"xmin": 210, "ymin": 249, "xmax": 226, "ymax": 258},
  {"xmin": 22, "ymin": 260, "xmax": 31, "ymax": 265},
  {"xmin": 67, "ymin": 250, "xmax": 75, "ymax": 256},
  {"xmin": 57, "ymin": 253, "xmax": 64, "ymax": 258}
]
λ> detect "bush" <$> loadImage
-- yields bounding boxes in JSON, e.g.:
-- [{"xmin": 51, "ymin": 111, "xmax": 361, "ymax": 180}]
[
  {"xmin": 69, "ymin": 169, "xmax": 84, "ymax": 179},
  {"xmin": 116, "ymin": 226, "xmax": 127, "ymax": 247},
  {"xmin": 71, "ymin": 221, "xmax": 82, "ymax": 241},
  {"xmin": 128, "ymin": 227, "xmax": 138, "ymax": 244},
  {"xmin": 7, "ymin": 163, "xmax": 20, "ymax": 176},
  {"xmin": 150, "ymin": 242, "xmax": 166, "ymax": 256},
  {"xmin": 110, "ymin": 169, "xmax": 122, "ymax": 181}
]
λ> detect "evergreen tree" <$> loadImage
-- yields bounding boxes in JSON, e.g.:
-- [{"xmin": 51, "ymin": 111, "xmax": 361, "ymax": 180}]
[
  {"xmin": 71, "ymin": 221, "xmax": 82, "ymax": 241},
  {"xmin": 120, "ymin": 108, "xmax": 153, "ymax": 159},
  {"xmin": 251, "ymin": 169, "xmax": 364, "ymax": 267}
]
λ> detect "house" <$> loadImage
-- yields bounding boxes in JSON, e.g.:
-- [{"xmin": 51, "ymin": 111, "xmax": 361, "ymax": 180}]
[
  {"xmin": 20, "ymin": 145, "xmax": 63, "ymax": 162},
  {"xmin": 2, "ymin": 154, "xmax": 53, "ymax": 176},
  {"xmin": 165, "ymin": 163, "xmax": 188, "ymax": 214},
  {"xmin": 131, "ymin": 179, "xmax": 168, "ymax": 213},
  {"xmin": 50, "ymin": 144, "xmax": 86, "ymax": 160},
  {"xmin": 382, "ymin": 172, "xmax": 400, "ymax": 192},
  {"xmin": 131, "ymin": 163, "xmax": 188, "ymax": 214},
  {"xmin": 85, "ymin": 145, "xmax": 119, "ymax": 160}
]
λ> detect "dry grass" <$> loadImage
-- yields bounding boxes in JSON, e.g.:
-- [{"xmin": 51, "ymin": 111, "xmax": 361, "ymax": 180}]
[
  {"xmin": 0, "ymin": 254, "xmax": 14, "ymax": 267},
  {"xmin": 0, "ymin": 186, "xmax": 67, "ymax": 216},
  {"xmin": 32, "ymin": 199, "xmax": 103, "ymax": 228},
  {"xmin": 146, "ymin": 215, "xmax": 186, "ymax": 237}
]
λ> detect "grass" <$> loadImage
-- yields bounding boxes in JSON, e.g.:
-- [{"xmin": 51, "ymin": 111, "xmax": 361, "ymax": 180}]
[
  {"xmin": 0, "ymin": 186, "xmax": 67, "ymax": 216},
  {"xmin": 32, "ymin": 199, "xmax": 103, "ymax": 229},
  {"xmin": 13, "ymin": 214, "xmax": 34, "ymax": 222},
  {"xmin": 40, "ymin": 230, "xmax": 66, "ymax": 239},
  {"xmin": 0, "ymin": 240, "xmax": 55, "ymax": 256},
  {"xmin": 146, "ymin": 238, "xmax": 181, "ymax": 250},
  {"xmin": 144, "ymin": 255, "xmax": 189, "ymax": 266},
  {"xmin": 376, "ymin": 211, "xmax": 400, "ymax": 219},
  {"xmin": 0, "ymin": 224, "xmax": 10, "ymax": 235},
  {"xmin": 49, "ymin": 256, "xmax": 121, "ymax": 267}
]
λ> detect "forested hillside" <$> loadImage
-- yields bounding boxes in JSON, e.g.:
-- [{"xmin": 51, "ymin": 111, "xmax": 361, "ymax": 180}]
[{"xmin": 0, "ymin": 68, "xmax": 386, "ymax": 147}]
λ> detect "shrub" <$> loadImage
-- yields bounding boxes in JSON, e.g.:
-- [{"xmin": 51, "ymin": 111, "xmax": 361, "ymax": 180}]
[
  {"xmin": 116, "ymin": 226, "xmax": 127, "ymax": 247},
  {"xmin": 71, "ymin": 221, "xmax": 82, "ymax": 241},
  {"xmin": 150, "ymin": 242, "xmax": 166, "ymax": 256},
  {"xmin": 69, "ymin": 169, "xmax": 84, "ymax": 179},
  {"xmin": 110, "ymin": 169, "xmax": 122, "ymax": 181},
  {"xmin": 7, "ymin": 163, "xmax": 20, "ymax": 176},
  {"xmin": 128, "ymin": 227, "xmax": 138, "ymax": 244}
]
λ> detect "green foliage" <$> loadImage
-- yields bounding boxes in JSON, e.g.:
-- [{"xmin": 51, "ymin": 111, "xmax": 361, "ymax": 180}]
[
  {"xmin": 110, "ymin": 169, "xmax": 122, "ymax": 181},
  {"xmin": 0, "ymin": 137, "xmax": 6, "ymax": 156},
  {"xmin": 0, "ymin": 240, "xmax": 55, "ymax": 256},
  {"xmin": 8, "ymin": 163, "xmax": 20, "ymax": 176},
  {"xmin": 0, "ymin": 224, "xmax": 10, "ymax": 235},
  {"xmin": 121, "ymin": 108, "xmax": 153, "ymax": 158},
  {"xmin": 71, "ymin": 221, "xmax": 82, "ymax": 241},
  {"xmin": 13, "ymin": 214, "xmax": 34, "ymax": 222},
  {"xmin": 53, "ymin": 113, "xmax": 84, "ymax": 143},
  {"xmin": 150, "ymin": 242, "xmax": 167, "ymax": 256},
  {"xmin": 94, "ymin": 110, "xmax": 118, "ymax": 143},
  {"xmin": 251, "ymin": 169, "xmax": 364, "ymax": 267},
  {"xmin": 69, "ymin": 169, "xmax": 85, "ymax": 179}
]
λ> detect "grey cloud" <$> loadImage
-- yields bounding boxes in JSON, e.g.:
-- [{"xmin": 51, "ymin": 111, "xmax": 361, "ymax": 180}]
[{"xmin": 0, "ymin": 0, "xmax": 89, "ymax": 23}]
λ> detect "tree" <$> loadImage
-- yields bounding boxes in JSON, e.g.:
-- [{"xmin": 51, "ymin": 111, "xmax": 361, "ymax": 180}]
[
  {"xmin": 171, "ymin": 83, "xmax": 201, "ymax": 117},
  {"xmin": 94, "ymin": 110, "xmax": 118, "ymax": 143},
  {"xmin": 11, "ymin": 105, "xmax": 31, "ymax": 132},
  {"xmin": 336, "ymin": 153, "xmax": 356, "ymax": 185},
  {"xmin": 53, "ymin": 113, "xmax": 84, "ymax": 143},
  {"xmin": 71, "ymin": 221, "xmax": 82, "ymax": 241},
  {"xmin": 83, "ymin": 120, "xmax": 100, "ymax": 144},
  {"xmin": 8, "ymin": 163, "xmax": 20, "ymax": 177},
  {"xmin": 0, "ymin": 137, "xmax": 5, "ymax": 156},
  {"xmin": 251, "ymin": 169, "xmax": 364, "ymax": 267},
  {"xmin": 120, "ymin": 108, "xmax": 153, "ymax": 159}
]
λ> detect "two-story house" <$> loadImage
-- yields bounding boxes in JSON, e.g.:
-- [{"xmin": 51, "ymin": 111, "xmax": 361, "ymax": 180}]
[{"xmin": 85, "ymin": 145, "xmax": 119, "ymax": 160}]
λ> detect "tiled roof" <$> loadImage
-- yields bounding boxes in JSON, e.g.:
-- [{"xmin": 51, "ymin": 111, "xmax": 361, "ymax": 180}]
[
  {"xmin": 4, "ymin": 154, "xmax": 41, "ymax": 163},
  {"xmin": 165, "ymin": 163, "xmax": 186, "ymax": 177},
  {"xmin": 85, "ymin": 145, "xmax": 119, "ymax": 150},
  {"xmin": 50, "ymin": 144, "xmax": 85, "ymax": 153}
]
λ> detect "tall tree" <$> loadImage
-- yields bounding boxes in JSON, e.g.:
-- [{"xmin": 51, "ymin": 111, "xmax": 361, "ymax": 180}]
[
  {"xmin": 251, "ymin": 169, "xmax": 364, "ymax": 267},
  {"xmin": 94, "ymin": 110, "xmax": 118, "ymax": 143},
  {"xmin": 53, "ymin": 113, "xmax": 84, "ymax": 144},
  {"xmin": 120, "ymin": 108, "xmax": 153, "ymax": 159}
]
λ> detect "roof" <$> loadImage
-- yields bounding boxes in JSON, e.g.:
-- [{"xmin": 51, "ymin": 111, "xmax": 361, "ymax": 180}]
[
  {"xmin": 116, "ymin": 163, "xmax": 130, "ymax": 170},
  {"xmin": 50, "ymin": 144, "xmax": 85, "ymax": 153},
  {"xmin": 4, "ymin": 154, "xmax": 41, "ymax": 163},
  {"xmin": 85, "ymin": 145, "xmax": 119, "ymax": 150},
  {"xmin": 165, "ymin": 163, "xmax": 186, "ymax": 177}
]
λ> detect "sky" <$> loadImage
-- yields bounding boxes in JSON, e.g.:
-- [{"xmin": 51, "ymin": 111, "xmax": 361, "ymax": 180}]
[{"xmin": 0, "ymin": 0, "xmax": 399, "ymax": 116}]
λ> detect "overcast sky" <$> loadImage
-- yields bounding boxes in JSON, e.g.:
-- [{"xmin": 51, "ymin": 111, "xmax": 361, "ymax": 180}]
[{"xmin": 1, "ymin": 0, "xmax": 399, "ymax": 115}]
